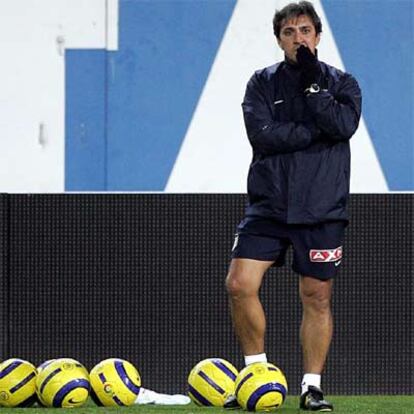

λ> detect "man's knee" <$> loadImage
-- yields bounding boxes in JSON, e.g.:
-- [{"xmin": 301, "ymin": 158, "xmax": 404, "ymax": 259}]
[
  {"xmin": 225, "ymin": 271, "xmax": 254, "ymax": 298},
  {"xmin": 300, "ymin": 277, "xmax": 332, "ymax": 312},
  {"xmin": 225, "ymin": 259, "xmax": 271, "ymax": 298}
]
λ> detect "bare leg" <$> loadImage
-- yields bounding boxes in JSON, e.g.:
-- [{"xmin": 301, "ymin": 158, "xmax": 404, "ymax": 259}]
[
  {"xmin": 225, "ymin": 258, "xmax": 274, "ymax": 355},
  {"xmin": 299, "ymin": 276, "xmax": 333, "ymax": 373}
]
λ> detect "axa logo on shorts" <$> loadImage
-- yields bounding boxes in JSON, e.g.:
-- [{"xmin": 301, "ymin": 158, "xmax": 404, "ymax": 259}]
[{"xmin": 309, "ymin": 246, "xmax": 343, "ymax": 263}]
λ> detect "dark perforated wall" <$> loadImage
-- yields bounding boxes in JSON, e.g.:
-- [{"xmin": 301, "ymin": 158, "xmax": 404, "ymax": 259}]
[
  {"xmin": 0, "ymin": 194, "xmax": 412, "ymax": 395},
  {"xmin": 0, "ymin": 195, "xmax": 8, "ymax": 357}
]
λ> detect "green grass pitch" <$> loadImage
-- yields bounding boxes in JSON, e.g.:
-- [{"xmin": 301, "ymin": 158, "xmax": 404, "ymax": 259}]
[{"xmin": 3, "ymin": 396, "xmax": 414, "ymax": 413}]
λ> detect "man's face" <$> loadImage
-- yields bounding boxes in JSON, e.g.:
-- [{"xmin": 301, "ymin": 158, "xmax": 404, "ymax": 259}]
[{"xmin": 277, "ymin": 14, "xmax": 320, "ymax": 62}]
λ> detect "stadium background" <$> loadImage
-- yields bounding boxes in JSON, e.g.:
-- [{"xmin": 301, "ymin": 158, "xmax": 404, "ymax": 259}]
[{"xmin": 0, "ymin": 0, "xmax": 412, "ymax": 397}]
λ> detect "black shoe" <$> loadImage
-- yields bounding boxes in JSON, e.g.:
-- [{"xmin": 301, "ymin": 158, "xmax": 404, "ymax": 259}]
[
  {"xmin": 224, "ymin": 394, "xmax": 241, "ymax": 410},
  {"xmin": 300, "ymin": 386, "xmax": 333, "ymax": 411}
]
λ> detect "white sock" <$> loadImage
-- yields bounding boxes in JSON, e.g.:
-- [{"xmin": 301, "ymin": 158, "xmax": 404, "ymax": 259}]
[
  {"xmin": 301, "ymin": 373, "xmax": 321, "ymax": 395},
  {"xmin": 244, "ymin": 353, "xmax": 267, "ymax": 366}
]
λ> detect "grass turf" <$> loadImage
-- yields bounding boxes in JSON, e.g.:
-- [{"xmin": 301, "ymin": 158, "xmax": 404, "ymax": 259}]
[{"xmin": 3, "ymin": 396, "xmax": 414, "ymax": 414}]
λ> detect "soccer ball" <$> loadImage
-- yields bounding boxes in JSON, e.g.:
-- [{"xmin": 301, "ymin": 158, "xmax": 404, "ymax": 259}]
[
  {"xmin": 0, "ymin": 358, "xmax": 37, "ymax": 407},
  {"xmin": 187, "ymin": 358, "xmax": 238, "ymax": 407},
  {"xmin": 36, "ymin": 358, "xmax": 90, "ymax": 408},
  {"xmin": 89, "ymin": 358, "xmax": 141, "ymax": 406},
  {"xmin": 235, "ymin": 362, "xmax": 288, "ymax": 411},
  {"xmin": 37, "ymin": 359, "xmax": 56, "ymax": 373}
]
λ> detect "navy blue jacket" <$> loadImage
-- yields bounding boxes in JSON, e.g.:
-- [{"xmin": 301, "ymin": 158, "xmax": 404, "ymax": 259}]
[{"xmin": 242, "ymin": 60, "xmax": 362, "ymax": 224}]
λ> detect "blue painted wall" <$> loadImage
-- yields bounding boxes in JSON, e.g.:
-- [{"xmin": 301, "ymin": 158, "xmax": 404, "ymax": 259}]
[
  {"xmin": 66, "ymin": 50, "xmax": 107, "ymax": 191},
  {"xmin": 66, "ymin": 0, "xmax": 236, "ymax": 191},
  {"xmin": 322, "ymin": 0, "xmax": 413, "ymax": 190},
  {"xmin": 106, "ymin": 0, "xmax": 236, "ymax": 190}
]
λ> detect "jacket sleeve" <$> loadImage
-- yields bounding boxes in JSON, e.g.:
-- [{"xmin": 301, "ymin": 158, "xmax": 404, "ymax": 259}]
[
  {"xmin": 242, "ymin": 73, "xmax": 319, "ymax": 155},
  {"xmin": 305, "ymin": 73, "xmax": 362, "ymax": 141}
]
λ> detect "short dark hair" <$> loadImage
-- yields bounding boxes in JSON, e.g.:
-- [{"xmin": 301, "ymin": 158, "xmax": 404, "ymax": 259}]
[{"xmin": 273, "ymin": 1, "xmax": 322, "ymax": 39}]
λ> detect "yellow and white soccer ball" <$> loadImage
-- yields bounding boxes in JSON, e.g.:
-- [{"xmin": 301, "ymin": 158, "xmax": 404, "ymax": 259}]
[
  {"xmin": 90, "ymin": 358, "xmax": 141, "ymax": 406},
  {"xmin": 235, "ymin": 362, "xmax": 288, "ymax": 412},
  {"xmin": 0, "ymin": 358, "xmax": 37, "ymax": 407},
  {"xmin": 187, "ymin": 358, "xmax": 239, "ymax": 407},
  {"xmin": 36, "ymin": 358, "xmax": 90, "ymax": 408}
]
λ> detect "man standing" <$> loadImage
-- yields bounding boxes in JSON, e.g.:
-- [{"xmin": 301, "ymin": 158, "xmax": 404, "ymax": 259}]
[{"xmin": 225, "ymin": 1, "xmax": 361, "ymax": 411}]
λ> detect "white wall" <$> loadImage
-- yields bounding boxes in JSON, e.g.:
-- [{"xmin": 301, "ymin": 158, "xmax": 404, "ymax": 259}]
[{"xmin": 0, "ymin": 0, "xmax": 111, "ymax": 192}]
